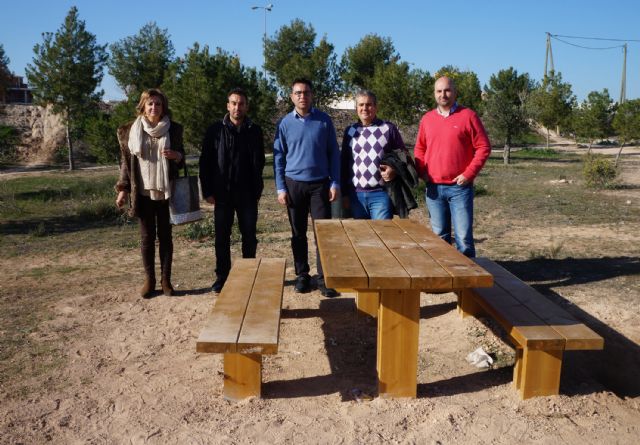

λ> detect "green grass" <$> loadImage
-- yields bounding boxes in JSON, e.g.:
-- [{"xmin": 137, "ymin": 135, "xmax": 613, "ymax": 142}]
[
  {"xmin": 509, "ymin": 147, "xmax": 562, "ymax": 159},
  {"xmin": 476, "ymin": 156, "xmax": 639, "ymax": 226}
]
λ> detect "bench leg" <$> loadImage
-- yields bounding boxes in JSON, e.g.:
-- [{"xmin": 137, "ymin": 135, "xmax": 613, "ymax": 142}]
[
  {"xmin": 377, "ymin": 289, "xmax": 420, "ymax": 398},
  {"xmin": 515, "ymin": 347, "xmax": 563, "ymax": 399},
  {"xmin": 223, "ymin": 352, "xmax": 262, "ymax": 401},
  {"xmin": 456, "ymin": 289, "xmax": 484, "ymax": 318},
  {"xmin": 356, "ymin": 290, "xmax": 380, "ymax": 318}
]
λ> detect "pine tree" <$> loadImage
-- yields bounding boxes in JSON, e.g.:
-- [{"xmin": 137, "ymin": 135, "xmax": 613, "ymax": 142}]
[
  {"xmin": 341, "ymin": 34, "xmax": 399, "ymax": 90},
  {"xmin": 483, "ymin": 68, "xmax": 533, "ymax": 164},
  {"xmin": 108, "ymin": 22, "xmax": 175, "ymax": 99},
  {"xmin": 25, "ymin": 6, "xmax": 107, "ymax": 170},
  {"xmin": 528, "ymin": 72, "xmax": 576, "ymax": 150},
  {"xmin": 0, "ymin": 43, "xmax": 12, "ymax": 102},
  {"xmin": 264, "ymin": 19, "xmax": 341, "ymax": 108},
  {"xmin": 162, "ymin": 44, "xmax": 276, "ymax": 149}
]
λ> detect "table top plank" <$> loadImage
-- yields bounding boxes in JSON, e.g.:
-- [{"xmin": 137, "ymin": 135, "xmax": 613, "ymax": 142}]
[
  {"xmin": 315, "ymin": 220, "xmax": 368, "ymax": 289},
  {"xmin": 238, "ymin": 258, "xmax": 286, "ymax": 355},
  {"xmin": 369, "ymin": 220, "xmax": 453, "ymax": 290},
  {"xmin": 342, "ymin": 219, "xmax": 411, "ymax": 289},
  {"xmin": 196, "ymin": 259, "xmax": 259, "ymax": 353},
  {"xmin": 394, "ymin": 219, "xmax": 493, "ymax": 288}
]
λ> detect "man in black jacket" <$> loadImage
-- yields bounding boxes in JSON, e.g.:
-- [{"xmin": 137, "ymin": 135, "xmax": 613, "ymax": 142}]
[{"xmin": 199, "ymin": 88, "xmax": 265, "ymax": 293}]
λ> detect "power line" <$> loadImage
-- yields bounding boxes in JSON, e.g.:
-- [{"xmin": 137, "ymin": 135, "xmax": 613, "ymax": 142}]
[
  {"xmin": 552, "ymin": 36, "xmax": 624, "ymax": 51},
  {"xmin": 550, "ymin": 33, "xmax": 640, "ymax": 43},
  {"xmin": 544, "ymin": 32, "xmax": 630, "ymax": 103}
]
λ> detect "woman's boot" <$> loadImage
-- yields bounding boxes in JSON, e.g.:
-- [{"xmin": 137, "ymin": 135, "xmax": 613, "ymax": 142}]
[{"xmin": 141, "ymin": 237, "xmax": 156, "ymax": 298}]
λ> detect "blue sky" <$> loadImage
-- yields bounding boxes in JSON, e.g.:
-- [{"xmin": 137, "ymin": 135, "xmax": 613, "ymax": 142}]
[{"xmin": 2, "ymin": 0, "xmax": 639, "ymax": 102}]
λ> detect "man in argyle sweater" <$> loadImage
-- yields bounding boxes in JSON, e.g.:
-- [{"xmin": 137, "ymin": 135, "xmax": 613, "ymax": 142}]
[{"xmin": 341, "ymin": 90, "xmax": 408, "ymax": 219}]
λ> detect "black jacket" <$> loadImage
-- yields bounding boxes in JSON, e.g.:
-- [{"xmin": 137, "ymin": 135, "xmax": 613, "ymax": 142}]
[
  {"xmin": 381, "ymin": 150, "xmax": 419, "ymax": 218},
  {"xmin": 199, "ymin": 115, "xmax": 265, "ymax": 203}
]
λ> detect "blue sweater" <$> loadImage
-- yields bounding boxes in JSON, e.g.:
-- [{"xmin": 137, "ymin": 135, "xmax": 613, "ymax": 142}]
[{"xmin": 273, "ymin": 108, "xmax": 341, "ymax": 192}]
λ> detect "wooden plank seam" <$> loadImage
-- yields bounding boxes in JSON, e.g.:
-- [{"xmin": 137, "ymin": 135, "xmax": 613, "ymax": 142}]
[{"xmin": 234, "ymin": 259, "xmax": 261, "ymax": 348}]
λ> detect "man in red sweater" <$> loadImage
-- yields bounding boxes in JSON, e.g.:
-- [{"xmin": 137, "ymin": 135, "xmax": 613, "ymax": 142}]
[{"xmin": 414, "ymin": 76, "xmax": 491, "ymax": 257}]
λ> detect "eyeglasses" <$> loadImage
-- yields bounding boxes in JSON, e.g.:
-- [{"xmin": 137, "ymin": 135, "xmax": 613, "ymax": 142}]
[{"xmin": 292, "ymin": 90, "xmax": 312, "ymax": 97}]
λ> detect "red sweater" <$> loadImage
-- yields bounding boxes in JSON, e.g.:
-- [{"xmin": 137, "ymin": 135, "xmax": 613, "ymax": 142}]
[{"xmin": 414, "ymin": 106, "xmax": 491, "ymax": 184}]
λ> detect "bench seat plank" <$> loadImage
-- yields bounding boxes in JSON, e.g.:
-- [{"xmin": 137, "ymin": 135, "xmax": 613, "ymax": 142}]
[
  {"xmin": 238, "ymin": 258, "xmax": 286, "ymax": 355},
  {"xmin": 473, "ymin": 285, "xmax": 565, "ymax": 350},
  {"xmin": 474, "ymin": 258, "xmax": 604, "ymax": 350},
  {"xmin": 196, "ymin": 259, "xmax": 259, "ymax": 353}
]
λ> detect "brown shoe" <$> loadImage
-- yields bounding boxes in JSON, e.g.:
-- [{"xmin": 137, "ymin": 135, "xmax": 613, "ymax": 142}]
[
  {"xmin": 161, "ymin": 277, "xmax": 174, "ymax": 296},
  {"xmin": 141, "ymin": 277, "xmax": 156, "ymax": 299}
]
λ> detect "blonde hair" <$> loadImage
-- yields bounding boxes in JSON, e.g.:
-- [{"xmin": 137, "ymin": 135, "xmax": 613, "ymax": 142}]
[{"xmin": 136, "ymin": 88, "xmax": 171, "ymax": 118}]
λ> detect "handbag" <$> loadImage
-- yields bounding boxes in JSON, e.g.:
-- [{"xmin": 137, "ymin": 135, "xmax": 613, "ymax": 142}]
[{"xmin": 169, "ymin": 163, "xmax": 203, "ymax": 225}]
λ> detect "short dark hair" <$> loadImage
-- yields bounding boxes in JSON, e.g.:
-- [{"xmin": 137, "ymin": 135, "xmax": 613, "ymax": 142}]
[
  {"xmin": 227, "ymin": 87, "xmax": 248, "ymax": 102},
  {"xmin": 355, "ymin": 89, "xmax": 377, "ymax": 105},
  {"xmin": 291, "ymin": 78, "xmax": 313, "ymax": 91}
]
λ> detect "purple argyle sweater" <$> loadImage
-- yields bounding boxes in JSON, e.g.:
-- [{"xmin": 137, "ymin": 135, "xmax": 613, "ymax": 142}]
[{"xmin": 341, "ymin": 118, "xmax": 406, "ymax": 193}]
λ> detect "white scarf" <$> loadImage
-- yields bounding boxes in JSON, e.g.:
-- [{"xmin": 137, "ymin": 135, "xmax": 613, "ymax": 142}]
[{"xmin": 128, "ymin": 115, "xmax": 172, "ymax": 200}]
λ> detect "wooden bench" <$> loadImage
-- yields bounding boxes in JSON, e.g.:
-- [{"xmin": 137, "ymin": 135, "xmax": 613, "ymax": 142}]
[
  {"xmin": 456, "ymin": 257, "xmax": 604, "ymax": 399},
  {"xmin": 196, "ymin": 258, "xmax": 286, "ymax": 401}
]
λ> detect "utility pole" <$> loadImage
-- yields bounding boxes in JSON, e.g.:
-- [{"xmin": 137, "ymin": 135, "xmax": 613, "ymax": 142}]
[
  {"xmin": 544, "ymin": 32, "xmax": 555, "ymax": 78},
  {"xmin": 251, "ymin": 3, "xmax": 273, "ymax": 78},
  {"xmin": 620, "ymin": 43, "xmax": 627, "ymax": 104}
]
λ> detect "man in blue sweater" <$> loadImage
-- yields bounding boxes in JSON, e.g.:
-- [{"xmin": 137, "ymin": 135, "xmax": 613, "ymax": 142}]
[{"xmin": 273, "ymin": 78, "xmax": 341, "ymax": 297}]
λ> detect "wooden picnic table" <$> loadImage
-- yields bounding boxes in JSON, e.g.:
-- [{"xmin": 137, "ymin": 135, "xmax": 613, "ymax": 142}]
[{"xmin": 315, "ymin": 218, "xmax": 493, "ymax": 398}]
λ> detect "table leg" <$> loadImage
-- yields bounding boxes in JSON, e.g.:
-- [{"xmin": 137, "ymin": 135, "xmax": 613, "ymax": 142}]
[
  {"xmin": 377, "ymin": 289, "xmax": 420, "ymax": 398},
  {"xmin": 356, "ymin": 290, "xmax": 380, "ymax": 317}
]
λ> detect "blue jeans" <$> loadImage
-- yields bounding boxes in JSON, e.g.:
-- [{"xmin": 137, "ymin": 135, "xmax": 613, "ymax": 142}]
[
  {"xmin": 425, "ymin": 183, "xmax": 475, "ymax": 257},
  {"xmin": 350, "ymin": 189, "xmax": 393, "ymax": 220}
]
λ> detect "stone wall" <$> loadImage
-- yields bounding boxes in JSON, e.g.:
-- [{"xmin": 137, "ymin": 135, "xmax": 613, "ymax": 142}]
[{"xmin": 0, "ymin": 104, "xmax": 66, "ymax": 163}]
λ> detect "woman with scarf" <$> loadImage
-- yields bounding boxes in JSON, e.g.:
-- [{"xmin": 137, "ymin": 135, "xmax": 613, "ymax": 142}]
[{"xmin": 115, "ymin": 89, "xmax": 185, "ymax": 298}]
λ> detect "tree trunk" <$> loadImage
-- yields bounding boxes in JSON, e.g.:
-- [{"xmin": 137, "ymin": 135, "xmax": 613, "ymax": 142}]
[
  {"xmin": 614, "ymin": 141, "xmax": 625, "ymax": 167},
  {"xmin": 546, "ymin": 128, "xmax": 550, "ymax": 150},
  {"xmin": 503, "ymin": 142, "xmax": 511, "ymax": 165},
  {"xmin": 65, "ymin": 122, "xmax": 75, "ymax": 171}
]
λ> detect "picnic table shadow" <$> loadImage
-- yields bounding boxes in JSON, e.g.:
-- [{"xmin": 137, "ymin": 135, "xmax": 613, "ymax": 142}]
[{"xmin": 262, "ymin": 296, "xmax": 512, "ymax": 401}]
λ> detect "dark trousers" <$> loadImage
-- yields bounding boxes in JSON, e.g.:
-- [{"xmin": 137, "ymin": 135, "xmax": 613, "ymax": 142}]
[
  {"xmin": 285, "ymin": 177, "xmax": 331, "ymax": 279},
  {"xmin": 138, "ymin": 195, "xmax": 172, "ymax": 280},
  {"xmin": 214, "ymin": 196, "xmax": 259, "ymax": 279}
]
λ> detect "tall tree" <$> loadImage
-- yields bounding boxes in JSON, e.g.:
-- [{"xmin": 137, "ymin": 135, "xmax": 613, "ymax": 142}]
[
  {"xmin": 108, "ymin": 22, "xmax": 175, "ymax": 99},
  {"xmin": 25, "ymin": 7, "xmax": 107, "ymax": 170},
  {"xmin": 341, "ymin": 34, "xmax": 399, "ymax": 90},
  {"xmin": 264, "ymin": 19, "xmax": 341, "ymax": 107},
  {"xmin": 370, "ymin": 61, "xmax": 434, "ymax": 128},
  {"xmin": 162, "ymin": 43, "xmax": 276, "ymax": 149},
  {"xmin": 612, "ymin": 98, "xmax": 640, "ymax": 166},
  {"xmin": 0, "ymin": 43, "xmax": 11, "ymax": 102},
  {"xmin": 483, "ymin": 67, "xmax": 533, "ymax": 164},
  {"xmin": 434, "ymin": 65, "xmax": 483, "ymax": 113},
  {"xmin": 572, "ymin": 89, "xmax": 615, "ymax": 152},
  {"xmin": 528, "ymin": 71, "xmax": 576, "ymax": 149}
]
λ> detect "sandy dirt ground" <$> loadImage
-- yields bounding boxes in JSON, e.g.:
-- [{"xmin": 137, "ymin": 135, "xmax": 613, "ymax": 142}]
[{"xmin": 2, "ymin": 206, "xmax": 640, "ymax": 445}]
